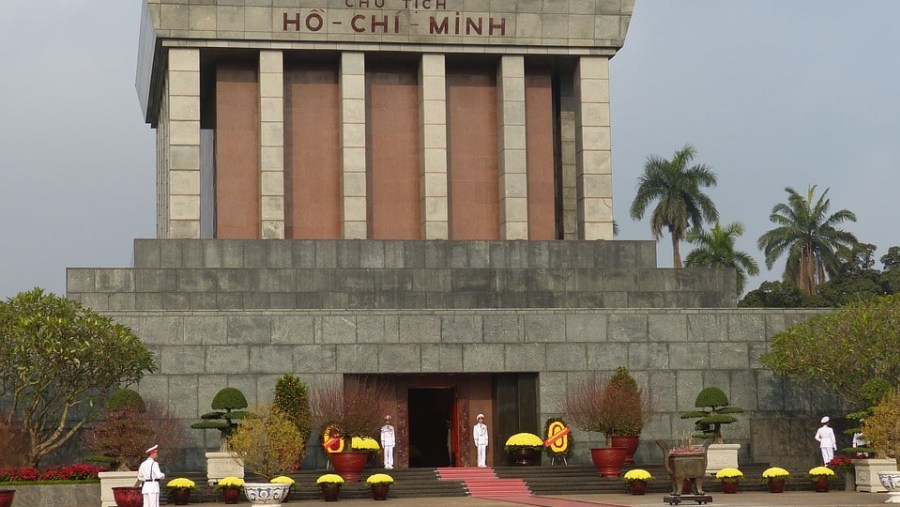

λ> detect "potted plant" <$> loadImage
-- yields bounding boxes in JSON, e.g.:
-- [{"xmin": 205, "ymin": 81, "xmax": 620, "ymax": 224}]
[
  {"xmin": 316, "ymin": 473, "xmax": 345, "ymax": 502},
  {"xmin": 809, "ymin": 466, "xmax": 835, "ymax": 492},
  {"xmin": 565, "ymin": 370, "xmax": 651, "ymax": 477},
  {"xmin": 827, "ymin": 455, "xmax": 856, "ymax": 491},
  {"xmin": 714, "ymin": 467, "xmax": 743, "ymax": 494},
  {"xmin": 680, "ymin": 386, "xmax": 744, "ymax": 473},
  {"xmin": 310, "ymin": 377, "xmax": 389, "ymax": 482},
  {"xmin": 192, "ymin": 387, "xmax": 249, "ymax": 484},
  {"xmin": 228, "ymin": 405, "xmax": 305, "ymax": 506},
  {"xmin": 761, "ymin": 467, "xmax": 790, "ymax": 493},
  {"xmin": 216, "ymin": 476, "xmax": 244, "ymax": 504},
  {"xmin": 270, "ymin": 475, "xmax": 295, "ymax": 500},
  {"xmin": 503, "ymin": 433, "xmax": 543, "ymax": 466},
  {"xmin": 860, "ymin": 387, "xmax": 900, "ymax": 499},
  {"xmin": 166, "ymin": 477, "xmax": 197, "ymax": 505},
  {"xmin": 366, "ymin": 473, "xmax": 394, "ymax": 500},
  {"xmin": 272, "ymin": 374, "xmax": 312, "ymax": 470},
  {"xmin": 605, "ymin": 367, "xmax": 653, "ymax": 464},
  {"xmin": 623, "ymin": 469, "xmax": 653, "ymax": 495}
]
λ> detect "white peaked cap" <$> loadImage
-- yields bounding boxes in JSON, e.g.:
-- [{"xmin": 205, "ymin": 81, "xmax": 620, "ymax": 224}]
[
  {"xmin": 476, "ymin": 413, "xmax": 484, "ymax": 419},
  {"xmin": 821, "ymin": 416, "xmax": 830, "ymax": 424},
  {"xmin": 146, "ymin": 444, "xmax": 159, "ymax": 454}
]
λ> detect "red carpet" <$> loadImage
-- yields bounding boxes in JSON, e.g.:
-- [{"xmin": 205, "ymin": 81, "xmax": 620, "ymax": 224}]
[{"xmin": 436, "ymin": 468, "xmax": 626, "ymax": 507}]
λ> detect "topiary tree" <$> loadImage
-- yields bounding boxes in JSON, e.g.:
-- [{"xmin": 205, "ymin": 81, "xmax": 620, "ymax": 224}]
[
  {"xmin": 191, "ymin": 387, "xmax": 248, "ymax": 451},
  {"xmin": 680, "ymin": 387, "xmax": 744, "ymax": 444},
  {"xmin": 0, "ymin": 288, "xmax": 156, "ymax": 466},
  {"xmin": 229, "ymin": 405, "xmax": 305, "ymax": 481},
  {"xmin": 107, "ymin": 388, "xmax": 146, "ymax": 413},
  {"xmin": 273, "ymin": 374, "xmax": 311, "ymax": 468}
]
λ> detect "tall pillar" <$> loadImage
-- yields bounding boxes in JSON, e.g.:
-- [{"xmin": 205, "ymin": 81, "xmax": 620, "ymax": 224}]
[
  {"xmin": 340, "ymin": 52, "xmax": 367, "ymax": 239},
  {"xmin": 163, "ymin": 48, "xmax": 201, "ymax": 239},
  {"xmin": 419, "ymin": 54, "xmax": 448, "ymax": 240},
  {"xmin": 259, "ymin": 50, "xmax": 285, "ymax": 239},
  {"xmin": 497, "ymin": 56, "xmax": 528, "ymax": 240},
  {"xmin": 574, "ymin": 56, "xmax": 614, "ymax": 240}
]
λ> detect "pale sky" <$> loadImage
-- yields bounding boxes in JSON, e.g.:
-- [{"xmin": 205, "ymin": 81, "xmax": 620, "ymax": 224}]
[{"xmin": 1, "ymin": 1, "xmax": 898, "ymax": 299}]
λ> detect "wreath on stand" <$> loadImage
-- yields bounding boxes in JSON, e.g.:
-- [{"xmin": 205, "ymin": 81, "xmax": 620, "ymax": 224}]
[{"xmin": 543, "ymin": 417, "xmax": 573, "ymax": 462}]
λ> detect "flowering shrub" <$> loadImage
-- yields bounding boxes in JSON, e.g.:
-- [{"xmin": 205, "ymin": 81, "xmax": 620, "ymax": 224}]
[
  {"xmin": 316, "ymin": 474, "xmax": 345, "ymax": 486},
  {"xmin": 216, "ymin": 477, "xmax": 244, "ymax": 490},
  {"xmin": 0, "ymin": 464, "xmax": 106, "ymax": 482},
  {"xmin": 623, "ymin": 469, "xmax": 653, "ymax": 483},
  {"xmin": 715, "ymin": 467, "xmax": 743, "ymax": 482},
  {"xmin": 809, "ymin": 466, "xmax": 836, "ymax": 480},
  {"xmin": 166, "ymin": 478, "xmax": 196, "ymax": 490},
  {"xmin": 351, "ymin": 436, "xmax": 381, "ymax": 452},
  {"xmin": 504, "ymin": 433, "xmax": 544, "ymax": 452},
  {"xmin": 762, "ymin": 467, "xmax": 790, "ymax": 479},
  {"xmin": 366, "ymin": 473, "xmax": 394, "ymax": 486},
  {"xmin": 827, "ymin": 456, "xmax": 854, "ymax": 470},
  {"xmin": 271, "ymin": 475, "xmax": 295, "ymax": 485}
]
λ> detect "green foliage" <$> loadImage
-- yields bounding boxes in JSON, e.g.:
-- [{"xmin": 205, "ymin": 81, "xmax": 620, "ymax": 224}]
[
  {"xmin": 629, "ymin": 144, "xmax": 719, "ymax": 268},
  {"xmin": 107, "ymin": 389, "xmax": 145, "ymax": 413},
  {"xmin": 757, "ymin": 185, "xmax": 857, "ymax": 295},
  {"xmin": 229, "ymin": 405, "xmax": 305, "ymax": 481},
  {"xmin": 273, "ymin": 374, "xmax": 312, "ymax": 464},
  {"xmin": 861, "ymin": 389, "xmax": 900, "ymax": 467},
  {"xmin": 684, "ymin": 221, "xmax": 759, "ymax": 294},
  {"xmin": 0, "ymin": 288, "xmax": 156, "ymax": 466},
  {"xmin": 192, "ymin": 387, "xmax": 248, "ymax": 449},
  {"xmin": 680, "ymin": 386, "xmax": 743, "ymax": 444},
  {"xmin": 759, "ymin": 294, "xmax": 900, "ymax": 404}
]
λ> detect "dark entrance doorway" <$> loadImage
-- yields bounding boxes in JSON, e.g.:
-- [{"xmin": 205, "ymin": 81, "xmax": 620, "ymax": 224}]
[{"xmin": 408, "ymin": 388, "xmax": 455, "ymax": 467}]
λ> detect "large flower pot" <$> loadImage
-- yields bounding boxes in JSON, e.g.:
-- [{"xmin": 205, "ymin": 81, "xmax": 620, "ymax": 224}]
[
  {"xmin": 722, "ymin": 480, "xmax": 739, "ymax": 494},
  {"xmin": 221, "ymin": 488, "xmax": 241, "ymax": 504},
  {"xmin": 509, "ymin": 447, "xmax": 540, "ymax": 466},
  {"xmin": 628, "ymin": 481, "xmax": 647, "ymax": 495},
  {"xmin": 329, "ymin": 451, "xmax": 370, "ymax": 482},
  {"xmin": 814, "ymin": 476, "xmax": 830, "ymax": 492},
  {"xmin": 371, "ymin": 484, "xmax": 390, "ymax": 500},
  {"xmin": 112, "ymin": 486, "xmax": 144, "ymax": 507},
  {"xmin": 589, "ymin": 447, "xmax": 627, "ymax": 477},
  {"xmin": 170, "ymin": 488, "xmax": 192, "ymax": 505},
  {"xmin": 320, "ymin": 484, "xmax": 341, "ymax": 502},
  {"xmin": 243, "ymin": 483, "xmax": 291, "ymax": 507},
  {"xmin": 768, "ymin": 478, "xmax": 786, "ymax": 493},
  {"xmin": 610, "ymin": 436, "xmax": 640, "ymax": 465},
  {"xmin": 878, "ymin": 472, "xmax": 900, "ymax": 503},
  {"xmin": 0, "ymin": 489, "xmax": 14, "ymax": 507}
]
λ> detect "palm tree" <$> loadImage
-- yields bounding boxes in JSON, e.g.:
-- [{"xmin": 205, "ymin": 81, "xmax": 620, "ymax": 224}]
[
  {"xmin": 629, "ymin": 144, "xmax": 719, "ymax": 268},
  {"xmin": 684, "ymin": 221, "xmax": 760, "ymax": 294},
  {"xmin": 757, "ymin": 185, "xmax": 858, "ymax": 295}
]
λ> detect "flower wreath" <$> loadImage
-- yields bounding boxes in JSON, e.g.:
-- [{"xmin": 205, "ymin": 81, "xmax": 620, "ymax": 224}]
[{"xmin": 543, "ymin": 417, "xmax": 573, "ymax": 457}]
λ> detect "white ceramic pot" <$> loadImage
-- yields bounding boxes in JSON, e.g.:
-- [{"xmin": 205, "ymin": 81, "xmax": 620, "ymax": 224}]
[
  {"xmin": 243, "ymin": 483, "xmax": 291, "ymax": 507},
  {"xmin": 878, "ymin": 472, "xmax": 900, "ymax": 503}
]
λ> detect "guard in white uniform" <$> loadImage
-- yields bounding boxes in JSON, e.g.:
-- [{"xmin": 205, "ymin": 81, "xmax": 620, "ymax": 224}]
[
  {"xmin": 380, "ymin": 415, "xmax": 396, "ymax": 469},
  {"xmin": 473, "ymin": 414, "xmax": 489, "ymax": 468},
  {"xmin": 814, "ymin": 416, "xmax": 837, "ymax": 465},
  {"xmin": 137, "ymin": 444, "xmax": 165, "ymax": 507}
]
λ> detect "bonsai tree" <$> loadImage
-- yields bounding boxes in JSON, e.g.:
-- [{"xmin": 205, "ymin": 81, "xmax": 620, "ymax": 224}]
[
  {"xmin": 272, "ymin": 374, "xmax": 312, "ymax": 467},
  {"xmin": 860, "ymin": 388, "xmax": 900, "ymax": 468},
  {"xmin": 191, "ymin": 387, "xmax": 248, "ymax": 451},
  {"xmin": 84, "ymin": 388, "xmax": 187, "ymax": 470},
  {"xmin": 228, "ymin": 405, "xmax": 305, "ymax": 481},
  {"xmin": 680, "ymin": 386, "xmax": 744, "ymax": 444}
]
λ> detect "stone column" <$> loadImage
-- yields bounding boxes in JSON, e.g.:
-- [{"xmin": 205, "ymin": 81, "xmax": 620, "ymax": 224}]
[
  {"xmin": 419, "ymin": 54, "xmax": 448, "ymax": 240},
  {"xmin": 340, "ymin": 52, "xmax": 367, "ymax": 239},
  {"xmin": 163, "ymin": 48, "xmax": 201, "ymax": 239},
  {"xmin": 574, "ymin": 56, "xmax": 613, "ymax": 240},
  {"xmin": 497, "ymin": 56, "xmax": 528, "ymax": 240},
  {"xmin": 259, "ymin": 50, "xmax": 285, "ymax": 239}
]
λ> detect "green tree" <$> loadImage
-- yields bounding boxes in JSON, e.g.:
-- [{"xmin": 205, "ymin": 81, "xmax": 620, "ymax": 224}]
[
  {"xmin": 757, "ymin": 185, "xmax": 858, "ymax": 295},
  {"xmin": 229, "ymin": 405, "xmax": 305, "ymax": 481},
  {"xmin": 0, "ymin": 288, "xmax": 156, "ymax": 466},
  {"xmin": 680, "ymin": 386, "xmax": 744, "ymax": 444},
  {"xmin": 759, "ymin": 294, "xmax": 900, "ymax": 403},
  {"xmin": 684, "ymin": 221, "xmax": 760, "ymax": 294},
  {"xmin": 273, "ymin": 374, "xmax": 312, "ymax": 465},
  {"xmin": 629, "ymin": 144, "xmax": 719, "ymax": 268},
  {"xmin": 191, "ymin": 387, "xmax": 248, "ymax": 451}
]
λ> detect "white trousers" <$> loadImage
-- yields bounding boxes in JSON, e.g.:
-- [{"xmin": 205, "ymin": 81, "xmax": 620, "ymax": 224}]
[
  {"xmin": 476, "ymin": 444, "xmax": 487, "ymax": 467},
  {"xmin": 143, "ymin": 492, "xmax": 160, "ymax": 507},
  {"xmin": 821, "ymin": 446, "xmax": 835, "ymax": 465},
  {"xmin": 383, "ymin": 445, "xmax": 394, "ymax": 469}
]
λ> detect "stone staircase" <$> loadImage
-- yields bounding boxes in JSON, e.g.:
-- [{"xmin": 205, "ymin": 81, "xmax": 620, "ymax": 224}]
[{"xmin": 165, "ymin": 463, "xmax": 843, "ymax": 503}]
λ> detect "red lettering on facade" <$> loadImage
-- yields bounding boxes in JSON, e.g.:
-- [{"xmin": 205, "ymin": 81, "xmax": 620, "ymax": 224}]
[
  {"xmin": 283, "ymin": 13, "xmax": 301, "ymax": 31},
  {"xmin": 351, "ymin": 14, "xmax": 366, "ymax": 33},
  {"xmin": 489, "ymin": 17, "xmax": 505, "ymax": 36},
  {"xmin": 430, "ymin": 16, "xmax": 448, "ymax": 34},
  {"xmin": 466, "ymin": 18, "xmax": 481, "ymax": 35}
]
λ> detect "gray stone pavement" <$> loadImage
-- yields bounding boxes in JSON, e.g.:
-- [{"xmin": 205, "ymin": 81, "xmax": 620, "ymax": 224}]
[{"xmin": 172, "ymin": 491, "xmax": 893, "ymax": 507}]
